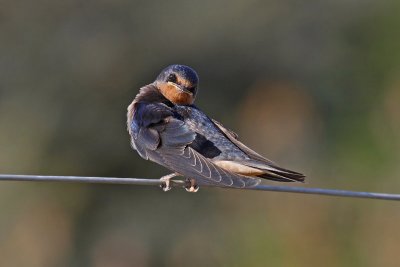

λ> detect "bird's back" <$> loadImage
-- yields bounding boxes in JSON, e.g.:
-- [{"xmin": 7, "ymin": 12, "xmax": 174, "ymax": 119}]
[{"xmin": 175, "ymin": 105, "xmax": 249, "ymax": 162}]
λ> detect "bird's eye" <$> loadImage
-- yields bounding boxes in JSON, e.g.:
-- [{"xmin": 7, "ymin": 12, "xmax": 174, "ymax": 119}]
[{"xmin": 167, "ymin": 74, "xmax": 177, "ymax": 83}]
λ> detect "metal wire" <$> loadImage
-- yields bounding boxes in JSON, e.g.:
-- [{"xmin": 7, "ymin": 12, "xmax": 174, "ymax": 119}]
[{"xmin": 0, "ymin": 174, "xmax": 399, "ymax": 201}]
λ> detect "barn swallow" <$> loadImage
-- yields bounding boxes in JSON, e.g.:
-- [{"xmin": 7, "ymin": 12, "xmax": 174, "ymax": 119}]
[{"xmin": 127, "ymin": 64, "xmax": 305, "ymax": 192}]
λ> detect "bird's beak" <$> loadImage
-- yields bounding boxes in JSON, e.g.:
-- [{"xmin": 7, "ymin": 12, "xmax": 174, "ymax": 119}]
[{"xmin": 167, "ymin": 82, "xmax": 193, "ymax": 95}]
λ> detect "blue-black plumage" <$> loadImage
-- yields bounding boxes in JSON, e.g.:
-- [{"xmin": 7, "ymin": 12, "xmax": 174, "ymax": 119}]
[{"xmin": 127, "ymin": 65, "xmax": 305, "ymax": 192}]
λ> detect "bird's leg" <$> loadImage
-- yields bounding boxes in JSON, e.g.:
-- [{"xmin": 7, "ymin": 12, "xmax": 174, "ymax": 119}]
[
  {"xmin": 159, "ymin": 173, "xmax": 179, "ymax": 192},
  {"xmin": 185, "ymin": 178, "xmax": 199, "ymax": 193}
]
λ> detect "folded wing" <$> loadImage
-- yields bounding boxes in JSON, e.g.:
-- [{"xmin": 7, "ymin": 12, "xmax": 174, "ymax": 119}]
[
  {"xmin": 211, "ymin": 119, "xmax": 305, "ymax": 182},
  {"xmin": 139, "ymin": 117, "xmax": 261, "ymax": 188}
]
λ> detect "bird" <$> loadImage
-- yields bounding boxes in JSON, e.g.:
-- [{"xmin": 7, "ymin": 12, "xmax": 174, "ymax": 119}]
[{"xmin": 127, "ymin": 64, "xmax": 305, "ymax": 192}]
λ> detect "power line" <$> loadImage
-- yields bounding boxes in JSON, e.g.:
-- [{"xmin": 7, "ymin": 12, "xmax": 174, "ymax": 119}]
[
  {"xmin": 0, "ymin": 174, "xmax": 161, "ymax": 186},
  {"xmin": 0, "ymin": 174, "xmax": 399, "ymax": 201}
]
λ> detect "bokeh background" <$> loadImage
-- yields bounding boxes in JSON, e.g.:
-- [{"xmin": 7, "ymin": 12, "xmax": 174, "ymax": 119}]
[{"xmin": 1, "ymin": 0, "xmax": 400, "ymax": 266}]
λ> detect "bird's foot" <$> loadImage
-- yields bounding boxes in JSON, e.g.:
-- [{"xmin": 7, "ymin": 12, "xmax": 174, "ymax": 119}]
[
  {"xmin": 185, "ymin": 178, "xmax": 199, "ymax": 193},
  {"xmin": 160, "ymin": 173, "xmax": 178, "ymax": 192}
]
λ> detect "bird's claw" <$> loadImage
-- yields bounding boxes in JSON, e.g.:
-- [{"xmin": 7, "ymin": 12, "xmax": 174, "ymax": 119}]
[
  {"xmin": 160, "ymin": 181, "xmax": 172, "ymax": 192},
  {"xmin": 159, "ymin": 175, "xmax": 199, "ymax": 193},
  {"xmin": 159, "ymin": 173, "xmax": 178, "ymax": 192},
  {"xmin": 184, "ymin": 178, "xmax": 199, "ymax": 193},
  {"xmin": 185, "ymin": 185, "xmax": 199, "ymax": 193}
]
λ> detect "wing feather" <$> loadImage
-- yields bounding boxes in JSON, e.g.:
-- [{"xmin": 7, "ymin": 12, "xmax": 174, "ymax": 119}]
[
  {"xmin": 146, "ymin": 118, "xmax": 260, "ymax": 188},
  {"xmin": 159, "ymin": 146, "xmax": 259, "ymax": 187},
  {"xmin": 131, "ymin": 104, "xmax": 262, "ymax": 188},
  {"xmin": 211, "ymin": 119, "xmax": 305, "ymax": 182}
]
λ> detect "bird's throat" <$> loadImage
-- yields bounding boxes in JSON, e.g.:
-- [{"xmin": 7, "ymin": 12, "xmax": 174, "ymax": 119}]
[{"xmin": 158, "ymin": 83, "xmax": 194, "ymax": 105}]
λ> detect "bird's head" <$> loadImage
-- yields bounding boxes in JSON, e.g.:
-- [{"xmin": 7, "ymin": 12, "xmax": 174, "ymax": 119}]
[{"xmin": 155, "ymin": 64, "xmax": 199, "ymax": 105}]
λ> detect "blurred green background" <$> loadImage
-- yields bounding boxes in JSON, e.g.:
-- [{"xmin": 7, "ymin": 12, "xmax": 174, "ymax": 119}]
[{"xmin": 1, "ymin": 0, "xmax": 400, "ymax": 266}]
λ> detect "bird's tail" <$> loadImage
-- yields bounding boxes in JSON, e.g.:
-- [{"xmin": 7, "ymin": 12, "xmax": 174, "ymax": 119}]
[
  {"xmin": 239, "ymin": 160, "xmax": 305, "ymax": 183},
  {"xmin": 256, "ymin": 166, "xmax": 305, "ymax": 183}
]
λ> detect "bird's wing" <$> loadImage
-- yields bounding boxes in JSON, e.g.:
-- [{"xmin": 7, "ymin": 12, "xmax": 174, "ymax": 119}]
[
  {"xmin": 211, "ymin": 118, "xmax": 275, "ymax": 164},
  {"xmin": 129, "ymin": 102, "xmax": 174, "ymax": 160},
  {"xmin": 211, "ymin": 119, "xmax": 305, "ymax": 182},
  {"xmin": 211, "ymin": 119, "xmax": 239, "ymax": 139},
  {"xmin": 130, "ymin": 105, "xmax": 260, "ymax": 188}
]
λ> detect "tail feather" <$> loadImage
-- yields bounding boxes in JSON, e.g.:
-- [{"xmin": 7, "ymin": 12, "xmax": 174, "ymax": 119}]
[
  {"xmin": 211, "ymin": 119, "xmax": 305, "ymax": 183},
  {"xmin": 240, "ymin": 160, "xmax": 305, "ymax": 183},
  {"xmin": 257, "ymin": 169, "xmax": 305, "ymax": 183}
]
